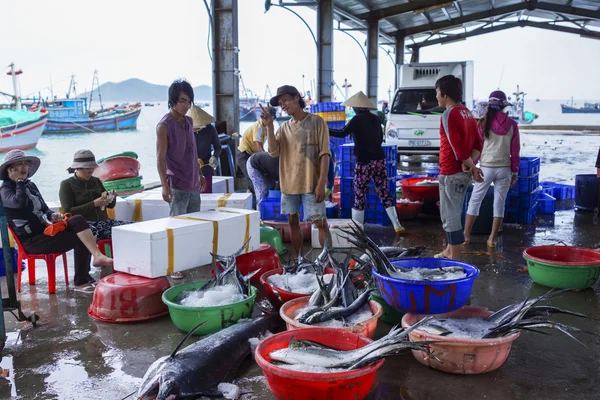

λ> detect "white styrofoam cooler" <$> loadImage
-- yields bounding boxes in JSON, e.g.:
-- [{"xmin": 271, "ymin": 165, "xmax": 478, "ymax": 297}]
[
  {"xmin": 311, "ymin": 219, "xmax": 362, "ymax": 248},
  {"xmin": 112, "ymin": 207, "xmax": 260, "ymax": 278},
  {"xmin": 124, "ymin": 192, "xmax": 252, "ymax": 222},
  {"xmin": 212, "ymin": 176, "xmax": 234, "ymax": 193}
]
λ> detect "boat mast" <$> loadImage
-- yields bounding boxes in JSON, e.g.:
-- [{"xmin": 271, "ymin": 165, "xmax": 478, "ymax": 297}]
[
  {"xmin": 89, "ymin": 70, "xmax": 104, "ymax": 111},
  {"xmin": 7, "ymin": 63, "xmax": 22, "ymax": 110},
  {"xmin": 66, "ymin": 74, "xmax": 78, "ymax": 99}
]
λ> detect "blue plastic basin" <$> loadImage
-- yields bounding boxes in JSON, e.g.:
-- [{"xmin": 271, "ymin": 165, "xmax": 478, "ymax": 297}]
[{"xmin": 373, "ymin": 258, "xmax": 480, "ymax": 315}]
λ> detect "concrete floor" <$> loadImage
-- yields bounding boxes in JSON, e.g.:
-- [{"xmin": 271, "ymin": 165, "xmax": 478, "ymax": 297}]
[{"xmin": 1, "ymin": 207, "xmax": 599, "ymax": 400}]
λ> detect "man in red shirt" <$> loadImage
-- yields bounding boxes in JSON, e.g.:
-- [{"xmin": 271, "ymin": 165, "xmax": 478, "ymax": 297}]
[{"xmin": 434, "ymin": 75, "xmax": 483, "ymax": 260}]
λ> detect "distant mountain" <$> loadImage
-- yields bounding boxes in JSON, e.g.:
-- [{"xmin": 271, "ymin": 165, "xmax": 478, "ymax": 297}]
[{"xmin": 79, "ymin": 78, "xmax": 212, "ymax": 102}]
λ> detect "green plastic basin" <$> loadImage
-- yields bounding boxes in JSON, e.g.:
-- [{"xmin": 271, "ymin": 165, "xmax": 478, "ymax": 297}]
[
  {"xmin": 523, "ymin": 246, "xmax": 600, "ymax": 290},
  {"xmin": 102, "ymin": 176, "xmax": 144, "ymax": 191},
  {"xmin": 370, "ymin": 293, "xmax": 405, "ymax": 325},
  {"xmin": 260, "ymin": 226, "xmax": 286, "ymax": 255},
  {"xmin": 162, "ymin": 281, "xmax": 257, "ymax": 335}
]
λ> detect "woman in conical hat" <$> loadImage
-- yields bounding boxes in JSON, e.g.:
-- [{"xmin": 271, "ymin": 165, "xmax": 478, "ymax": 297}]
[
  {"xmin": 329, "ymin": 91, "xmax": 405, "ymax": 234},
  {"xmin": 187, "ymin": 105, "xmax": 221, "ymax": 193}
]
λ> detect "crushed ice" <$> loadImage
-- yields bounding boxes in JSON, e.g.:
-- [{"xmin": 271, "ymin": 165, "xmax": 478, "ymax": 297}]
[
  {"xmin": 268, "ymin": 271, "xmax": 334, "ymax": 294},
  {"xmin": 177, "ymin": 284, "xmax": 245, "ymax": 307},
  {"xmin": 390, "ymin": 267, "xmax": 467, "ymax": 281}
]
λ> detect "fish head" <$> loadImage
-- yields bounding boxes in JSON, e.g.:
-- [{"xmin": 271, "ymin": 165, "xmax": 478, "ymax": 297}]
[
  {"xmin": 157, "ymin": 379, "xmax": 179, "ymax": 400},
  {"xmin": 136, "ymin": 356, "xmax": 174, "ymax": 399}
]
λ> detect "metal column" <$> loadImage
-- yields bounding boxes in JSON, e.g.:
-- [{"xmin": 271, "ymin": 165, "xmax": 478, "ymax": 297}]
[
  {"xmin": 410, "ymin": 47, "xmax": 420, "ymax": 63},
  {"xmin": 317, "ymin": 0, "xmax": 334, "ymax": 103},
  {"xmin": 366, "ymin": 18, "xmax": 379, "ymax": 105},
  {"xmin": 212, "ymin": 0, "xmax": 239, "ymax": 136},
  {"xmin": 395, "ymin": 34, "xmax": 405, "ymax": 89}
]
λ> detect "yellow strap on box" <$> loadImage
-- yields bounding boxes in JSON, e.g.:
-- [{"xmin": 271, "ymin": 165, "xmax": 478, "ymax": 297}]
[
  {"xmin": 166, "ymin": 228, "xmax": 175, "ymax": 275},
  {"xmin": 217, "ymin": 193, "xmax": 232, "ymax": 208},
  {"xmin": 107, "ymin": 208, "xmax": 116, "ymax": 220},
  {"xmin": 217, "ymin": 209, "xmax": 250, "ymax": 253},
  {"xmin": 132, "ymin": 199, "xmax": 143, "ymax": 222}
]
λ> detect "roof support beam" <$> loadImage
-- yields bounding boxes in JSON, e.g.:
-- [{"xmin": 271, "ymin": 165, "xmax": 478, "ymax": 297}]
[
  {"xmin": 407, "ymin": 20, "xmax": 600, "ymax": 48},
  {"xmin": 453, "ymin": 1, "xmax": 463, "ymax": 16},
  {"xmin": 357, "ymin": 0, "xmax": 452, "ymax": 20},
  {"xmin": 536, "ymin": 2, "xmax": 600, "ymax": 19},
  {"xmin": 316, "ymin": 0, "xmax": 334, "ymax": 103},
  {"xmin": 441, "ymin": 7, "xmax": 452, "ymax": 21}
]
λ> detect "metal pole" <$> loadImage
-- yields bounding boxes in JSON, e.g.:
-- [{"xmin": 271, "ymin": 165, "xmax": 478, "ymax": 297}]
[
  {"xmin": 366, "ymin": 18, "xmax": 379, "ymax": 105},
  {"xmin": 316, "ymin": 0, "xmax": 334, "ymax": 103},
  {"xmin": 410, "ymin": 47, "xmax": 420, "ymax": 63},
  {"xmin": 9, "ymin": 63, "xmax": 21, "ymax": 110},
  {"xmin": 395, "ymin": 34, "xmax": 405, "ymax": 89}
]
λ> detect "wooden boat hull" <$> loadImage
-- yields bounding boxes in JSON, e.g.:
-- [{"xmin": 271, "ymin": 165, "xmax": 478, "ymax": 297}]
[
  {"xmin": 0, "ymin": 113, "xmax": 47, "ymax": 152},
  {"xmin": 44, "ymin": 108, "xmax": 141, "ymax": 133}
]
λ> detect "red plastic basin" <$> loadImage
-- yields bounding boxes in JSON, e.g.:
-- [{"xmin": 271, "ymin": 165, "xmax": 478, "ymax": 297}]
[
  {"xmin": 88, "ymin": 272, "xmax": 170, "ymax": 323},
  {"xmin": 332, "ymin": 192, "xmax": 341, "ymax": 209},
  {"xmin": 262, "ymin": 220, "xmax": 312, "ymax": 243},
  {"xmin": 255, "ymin": 328, "xmax": 384, "ymax": 400},
  {"xmin": 395, "ymin": 199, "xmax": 423, "ymax": 219},
  {"xmin": 211, "ymin": 244, "xmax": 281, "ymax": 283},
  {"xmin": 402, "ymin": 306, "xmax": 520, "ymax": 374},
  {"xmin": 260, "ymin": 267, "xmax": 335, "ymax": 308},
  {"xmin": 400, "ymin": 177, "xmax": 440, "ymax": 202},
  {"xmin": 523, "ymin": 246, "xmax": 600, "ymax": 266},
  {"xmin": 280, "ymin": 297, "xmax": 382, "ymax": 339},
  {"xmin": 93, "ymin": 156, "xmax": 140, "ymax": 182},
  {"xmin": 333, "ymin": 177, "xmax": 340, "ymax": 194}
]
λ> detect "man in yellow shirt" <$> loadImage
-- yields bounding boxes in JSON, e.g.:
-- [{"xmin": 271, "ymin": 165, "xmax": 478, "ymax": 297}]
[
  {"xmin": 236, "ymin": 108, "xmax": 276, "ymax": 193},
  {"xmin": 260, "ymin": 85, "xmax": 332, "ymax": 256}
]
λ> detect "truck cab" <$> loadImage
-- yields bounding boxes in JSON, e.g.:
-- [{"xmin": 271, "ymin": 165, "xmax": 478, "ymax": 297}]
[{"xmin": 385, "ymin": 61, "xmax": 474, "ymax": 155}]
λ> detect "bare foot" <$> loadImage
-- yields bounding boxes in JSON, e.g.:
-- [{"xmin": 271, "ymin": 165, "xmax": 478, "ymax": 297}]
[
  {"xmin": 487, "ymin": 239, "xmax": 496, "ymax": 248},
  {"xmin": 463, "ymin": 234, "xmax": 470, "ymax": 244},
  {"xmin": 93, "ymin": 253, "xmax": 114, "ymax": 268}
]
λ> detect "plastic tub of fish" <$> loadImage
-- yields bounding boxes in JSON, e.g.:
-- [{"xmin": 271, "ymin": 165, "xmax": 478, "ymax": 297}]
[
  {"xmin": 256, "ymin": 328, "xmax": 384, "ymax": 400},
  {"xmin": 162, "ymin": 280, "xmax": 257, "ymax": 336},
  {"xmin": 88, "ymin": 272, "xmax": 171, "ymax": 323},
  {"xmin": 211, "ymin": 244, "xmax": 281, "ymax": 283},
  {"xmin": 260, "ymin": 268, "xmax": 335, "ymax": 308},
  {"xmin": 373, "ymin": 258, "xmax": 480, "ymax": 315},
  {"xmin": 395, "ymin": 198, "xmax": 423, "ymax": 220},
  {"xmin": 523, "ymin": 246, "xmax": 600, "ymax": 289},
  {"xmin": 401, "ymin": 306, "xmax": 520, "ymax": 374},
  {"xmin": 280, "ymin": 297, "xmax": 383, "ymax": 338},
  {"xmin": 400, "ymin": 177, "xmax": 440, "ymax": 202}
]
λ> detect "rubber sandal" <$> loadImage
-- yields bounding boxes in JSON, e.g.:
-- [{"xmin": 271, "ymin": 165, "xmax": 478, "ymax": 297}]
[
  {"xmin": 395, "ymin": 227, "xmax": 406, "ymax": 234},
  {"xmin": 487, "ymin": 241, "xmax": 496, "ymax": 248},
  {"xmin": 433, "ymin": 252, "xmax": 449, "ymax": 259},
  {"xmin": 170, "ymin": 272, "xmax": 184, "ymax": 279},
  {"xmin": 74, "ymin": 284, "xmax": 95, "ymax": 293}
]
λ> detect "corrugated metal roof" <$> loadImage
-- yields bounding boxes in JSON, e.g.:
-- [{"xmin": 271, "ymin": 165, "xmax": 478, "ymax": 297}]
[{"xmin": 290, "ymin": 0, "xmax": 600, "ymax": 49}]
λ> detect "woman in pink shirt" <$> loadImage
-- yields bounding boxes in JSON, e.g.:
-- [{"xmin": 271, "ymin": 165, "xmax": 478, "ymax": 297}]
[{"xmin": 464, "ymin": 90, "xmax": 520, "ymax": 248}]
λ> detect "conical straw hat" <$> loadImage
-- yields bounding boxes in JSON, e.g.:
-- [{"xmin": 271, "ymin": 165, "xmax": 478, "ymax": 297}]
[
  {"xmin": 187, "ymin": 105, "xmax": 215, "ymax": 130},
  {"xmin": 342, "ymin": 91, "xmax": 376, "ymax": 109}
]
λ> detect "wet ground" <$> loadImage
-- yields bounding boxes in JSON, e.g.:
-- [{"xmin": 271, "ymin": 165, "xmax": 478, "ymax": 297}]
[{"xmin": 0, "ymin": 204, "xmax": 599, "ymax": 400}]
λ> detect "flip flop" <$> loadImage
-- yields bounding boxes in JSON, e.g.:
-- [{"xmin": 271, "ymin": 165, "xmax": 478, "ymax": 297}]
[
  {"xmin": 74, "ymin": 284, "xmax": 95, "ymax": 293},
  {"xmin": 170, "ymin": 272, "xmax": 184, "ymax": 280},
  {"xmin": 433, "ymin": 252, "xmax": 449, "ymax": 259},
  {"xmin": 487, "ymin": 241, "xmax": 497, "ymax": 248}
]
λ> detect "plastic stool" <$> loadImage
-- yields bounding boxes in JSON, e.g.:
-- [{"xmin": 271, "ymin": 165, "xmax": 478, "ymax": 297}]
[{"xmin": 97, "ymin": 239, "xmax": 114, "ymax": 278}]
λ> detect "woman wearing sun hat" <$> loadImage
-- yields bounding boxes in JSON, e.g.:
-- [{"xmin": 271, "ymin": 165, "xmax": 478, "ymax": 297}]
[
  {"xmin": 59, "ymin": 150, "xmax": 132, "ymax": 240},
  {"xmin": 0, "ymin": 149, "xmax": 113, "ymax": 293},
  {"xmin": 187, "ymin": 105, "xmax": 221, "ymax": 193},
  {"xmin": 463, "ymin": 90, "xmax": 521, "ymax": 248},
  {"xmin": 329, "ymin": 91, "xmax": 405, "ymax": 234}
]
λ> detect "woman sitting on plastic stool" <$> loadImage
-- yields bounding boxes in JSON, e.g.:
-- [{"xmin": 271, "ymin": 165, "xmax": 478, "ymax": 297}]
[{"xmin": 464, "ymin": 90, "xmax": 520, "ymax": 248}]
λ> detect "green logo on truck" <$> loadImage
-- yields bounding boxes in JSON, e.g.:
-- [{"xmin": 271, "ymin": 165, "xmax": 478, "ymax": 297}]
[{"xmin": 414, "ymin": 130, "xmax": 425, "ymax": 136}]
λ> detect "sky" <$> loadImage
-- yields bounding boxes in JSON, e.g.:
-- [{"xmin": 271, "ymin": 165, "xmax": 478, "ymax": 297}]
[{"xmin": 1, "ymin": 0, "xmax": 600, "ymax": 103}]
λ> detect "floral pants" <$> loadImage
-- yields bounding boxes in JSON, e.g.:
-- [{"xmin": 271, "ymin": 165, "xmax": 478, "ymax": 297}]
[
  {"xmin": 88, "ymin": 220, "xmax": 133, "ymax": 241},
  {"xmin": 353, "ymin": 159, "xmax": 393, "ymax": 210}
]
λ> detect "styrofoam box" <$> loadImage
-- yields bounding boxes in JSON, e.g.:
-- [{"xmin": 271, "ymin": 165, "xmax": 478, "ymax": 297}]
[
  {"xmin": 212, "ymin": 176, "xmax": 234, "ymax": 193},
  {"xmin": 125, "ymin": 192, "xmax": 253, "ymax": 222},
  {"xmin": 113, "ymin": 208, "xmax": 260, "ymax": 278},
  {"xmin": 46, "ymin": 197, "xmax": 130, "ymax": 220},
  {"xmin": 311, "ymin": 219, "xmax": 363, "ymax": 249}
]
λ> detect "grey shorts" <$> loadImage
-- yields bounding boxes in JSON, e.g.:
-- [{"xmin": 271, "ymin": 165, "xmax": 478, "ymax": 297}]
[
  {"xmin": 439, "ymin": 172, "xmax": 472, "ymax": 244},
  {"xmin": 170, "ymin": 189, "xmax": 201, "ymax": 216},
  {"xmin": 281, "ymin": 193, "xmax": 326, "ymax": 222}
]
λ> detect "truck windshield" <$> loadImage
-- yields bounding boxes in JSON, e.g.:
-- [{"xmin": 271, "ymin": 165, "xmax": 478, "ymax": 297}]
[{"xmin": 390, "ymin": 89, "xmax": 444, "ymax": 114}]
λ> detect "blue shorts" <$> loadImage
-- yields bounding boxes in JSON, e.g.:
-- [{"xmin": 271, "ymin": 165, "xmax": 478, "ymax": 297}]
[{"xmin": 281, "ymin": 193, "xmax": 326, "ymax": 222}]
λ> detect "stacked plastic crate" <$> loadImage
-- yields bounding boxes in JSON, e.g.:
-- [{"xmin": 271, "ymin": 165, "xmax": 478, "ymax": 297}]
[
  {"xmin": 539, "ymin": 181, "xmax": 575, "ymax": 211},
  {"xmin": 338, "ymin": 143, "xmax": 397, "ymax": 225},
  {"xmin": 504, "ymin": 157, "xmax": 541, "ymax": 224},
  {"xmin": 310, "ymin": 102, "xmax": 352, "ymax": 161}
]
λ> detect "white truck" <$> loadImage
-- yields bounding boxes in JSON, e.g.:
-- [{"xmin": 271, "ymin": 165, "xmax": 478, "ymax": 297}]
[{"xmin": 384, "ymin": 61, "xmax": 474, "ymax": 155}]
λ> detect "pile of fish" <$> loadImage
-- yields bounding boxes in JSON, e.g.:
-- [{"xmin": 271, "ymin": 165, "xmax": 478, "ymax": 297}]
[
  {"xmin": 418, "ymin": 289, "xmax": 589, "ymax": 344},
  {"xmin": 269, "ymin": 318, "xmax": 437, "ymax": 372},
  {"xmin": 174, "ymin": 240, "xmax": 256, "ymax": 307},
  {"xmin": 340, "ymin": 224, "xmax": 463, "ymax": 281}
]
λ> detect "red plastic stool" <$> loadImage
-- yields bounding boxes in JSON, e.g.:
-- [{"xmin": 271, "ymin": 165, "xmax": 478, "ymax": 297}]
[
  {"xmin": 8, "ymin": 227, "xmax": 68, "ymax": 294},
  {"xmin": 97, "ymin": 239, "xmax": 114, "ymax": 278}
]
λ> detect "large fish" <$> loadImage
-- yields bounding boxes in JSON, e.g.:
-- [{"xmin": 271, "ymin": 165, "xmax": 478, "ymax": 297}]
[{"xmin": 136, "ymin": 312, "xmax": 280, "ymax": 399}]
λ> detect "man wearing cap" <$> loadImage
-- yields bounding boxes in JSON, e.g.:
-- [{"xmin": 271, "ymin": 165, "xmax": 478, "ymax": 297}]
[
  {"xmin": 187, "ymin": 105, "xmax": 221, "ymax": 193},
  {"xmin": 329, "ymin": 91, "xmax": 405, "ymax": 234},
  {"xmin": 260, "ymin": 85, "xmax": 332, "ymax": 254}
]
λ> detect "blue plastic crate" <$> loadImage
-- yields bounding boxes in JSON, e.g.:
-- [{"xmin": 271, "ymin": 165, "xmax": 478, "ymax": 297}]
[
  {"xmin": 517, "ymin": 206, "xmax": 538, "ymax": 224},
  {"xmin": 0, "ymin": 248, "xmax": 18, "ymax": 277},
  {"xmin": 518, "ymin": 157, "xmax": 541, "ymax": 177},
  {"xmin": 327, "ymin": 121, "xmax": 346, "ymax": 130},
  {"xmin": 259, "ymin": 197, "xmax": 303, "ymax": 221},
  {"xmin": 340, "ymin": 178, "xmax": 396, "ymax": 209},
  {"xmin": 518, "ymin": 187, "xmax": 541, "ymax": 210},
  {"xmin": 338, "ymin": 144, "xmax": 396, "ymax": 164},
  {"xmin": 365, "ymin": 209, "xmax": 392, "ymax": 226},
  {"xmin": 326, "ymin": 202, "xmax": 339, "ymax": 219},
  {"xmin": 425, "ymin": 169, "xmax": 440, "ymax": 178},
  {"xmin": 340, "ymin": 208, "xmax": 351, "ymax": 218},
  {"xmin": 338, "ymin": 160, "xmax": 397, "ymax": 179},
  {"xmin": 510, "ymin": 174, "xmax": 539, "ymax": 194},
  {"xmin": 539, "ymin": 181, "xmax": 575, "ymax": 200},
  {"xmin": 537, "ymin": 192, "xmax": 556, "ymax": 214},
  {"xmin": 506, "ymin": 192, "xmax": 520, "ymax": 209}
]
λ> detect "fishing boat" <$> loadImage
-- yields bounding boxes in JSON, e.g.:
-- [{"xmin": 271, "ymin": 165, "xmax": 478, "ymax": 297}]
[
  {"xmin": 42, "ymin": 71, "xmax": 142, "ymax": 134},
  {"xmin": 0, "ymin": 64, "xmax": 48, "ymax": 152},
  {"xmin": 561, "ymin": 98, "xmax": 600, "ymax": 114},
  {"xmin": 508, "ymin": 85, "xmax": 538, "ymax": 125}
]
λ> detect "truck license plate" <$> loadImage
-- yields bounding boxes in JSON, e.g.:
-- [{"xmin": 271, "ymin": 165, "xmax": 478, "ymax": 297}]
[{"xmin": 409, "ymin": 140, "xmax": 431, "ymax": 147}]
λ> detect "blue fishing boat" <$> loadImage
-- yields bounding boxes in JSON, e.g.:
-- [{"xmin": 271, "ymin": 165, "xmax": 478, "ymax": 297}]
[
  {"xmin": 561, "ymin": 99, "xmax": 600, "ymax": 114},
  {"xmin": 43, "ymin": 98, "xmax": 141, "ymax": 133}
]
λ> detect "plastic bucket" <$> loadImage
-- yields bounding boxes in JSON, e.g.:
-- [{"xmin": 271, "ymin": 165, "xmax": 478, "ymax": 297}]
[
  {"xmin": 523, "ymin": 246, "xmax": 600, "ymax": 289},
  {"xmin": 575, "ymin": 174, "xmax": 600, "ymax": 212}
]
